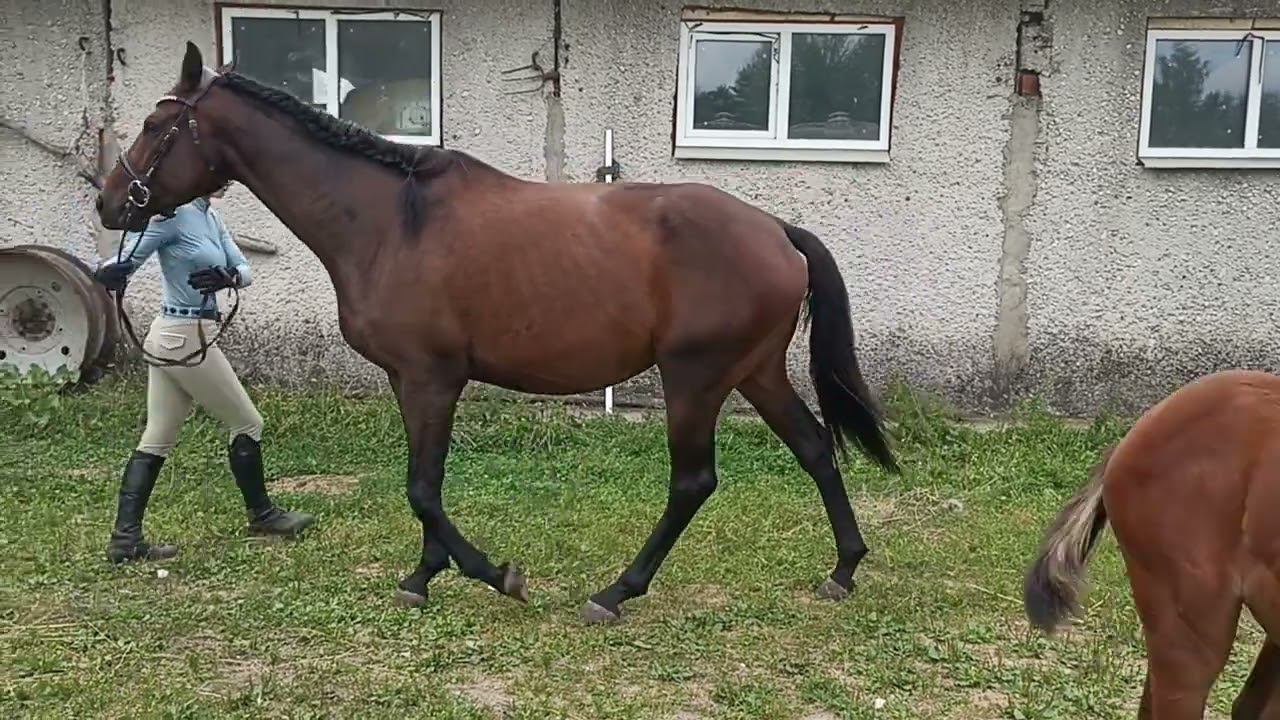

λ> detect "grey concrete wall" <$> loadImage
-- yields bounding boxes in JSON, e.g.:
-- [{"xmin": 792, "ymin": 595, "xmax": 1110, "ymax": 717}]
[
  {"xmin": 0, "ymin": 0, "xmax": 107, "ymax": 263},
  {"xmin": 4, "ymin": 0, "xmax": 1280, "ymax": 418},
  {"xmin": 1022, "ymin": 0, "xmax": 1280, "ymax": 415}
]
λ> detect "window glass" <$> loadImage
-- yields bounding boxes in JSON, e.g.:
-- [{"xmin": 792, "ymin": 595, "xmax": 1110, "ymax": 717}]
[
  {"xmin": 1148, "ymin": 39, "xmax": 1251, "ymax": 148},
  {"xmin": 230, "ymin": 17, "xmax": 327, "ymax": 110},
  {"xmin": 693, "ymin": 39, "xmax": 773, "ymax": 131},
  {"xmin": 1258, "ymin": 40, "xmax": 1280, "ymax": 148},
  {"xmin": 788, "ymin": 33, "xmax": 886, "ymax": 140},
  {"xmin": 337, "ymin": 20, "xmax": 434, "ymax": 137}
]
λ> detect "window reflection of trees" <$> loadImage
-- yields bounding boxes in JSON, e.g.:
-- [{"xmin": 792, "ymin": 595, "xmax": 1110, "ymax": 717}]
[
  {"xmin": 788, "ymin": 34, "xmax": 885, "ymax": 140},
  {"xmin": 693, "ymin": 42, "xmax": 772, "ymax": 131},
  {"xmin": 1149, "ymin": 40, "xmax": 1249, "ymax": 148},
  {"xmin": 690, "ymin": 33, "xmax": 887, "ymax": 140}
]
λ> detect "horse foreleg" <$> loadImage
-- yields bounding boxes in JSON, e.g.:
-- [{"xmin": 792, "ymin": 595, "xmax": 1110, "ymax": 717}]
[
  {"xmin": 583, "ymin": 374, "xmax": 730, "ymax": 624},
  {"xmin": 393, "ymin": 522, "xmax": 452, "ymax": 606},
  {"xmin": 392, "ymin": 372, "xmax": 527, "ymax": 607}
]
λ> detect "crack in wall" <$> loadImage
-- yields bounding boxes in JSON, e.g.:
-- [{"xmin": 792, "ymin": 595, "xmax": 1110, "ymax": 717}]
[
  {"xmin": 992, "ymin": 4, "xmax": 1049, "ymax": 402},
  {"xmin": 543, "ymin": 0, "xmax": 565, "ymax": 182}
]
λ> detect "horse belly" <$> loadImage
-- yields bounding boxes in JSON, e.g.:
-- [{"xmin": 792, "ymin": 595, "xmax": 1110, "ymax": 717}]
[{"xmin": 469, "ymin": 311, "xmax": 655, "ymax": 395}]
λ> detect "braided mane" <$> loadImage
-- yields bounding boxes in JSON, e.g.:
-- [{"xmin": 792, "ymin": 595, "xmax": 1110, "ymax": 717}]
[{"xmin": 219, "ymin": 71, "xmax": 453, "ymax": 236}]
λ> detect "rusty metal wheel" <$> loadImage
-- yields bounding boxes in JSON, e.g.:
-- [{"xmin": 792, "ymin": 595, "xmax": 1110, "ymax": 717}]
[
  {"xmin": 0, "ymin": 245, "xmax": 109, "ymax": 383},
  {"xmin": 10, "ymin": 244, "xmax": 118, "ymax": 378}
]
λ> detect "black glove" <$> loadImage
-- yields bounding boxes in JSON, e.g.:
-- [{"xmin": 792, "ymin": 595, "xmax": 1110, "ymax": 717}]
[
  {"xmin": 188, "ymin": 266, "xmax": 238, "ymax": 293},
  {"xmin": 93, "ymin": 261, "xmax": 135, "ymax": 293}
]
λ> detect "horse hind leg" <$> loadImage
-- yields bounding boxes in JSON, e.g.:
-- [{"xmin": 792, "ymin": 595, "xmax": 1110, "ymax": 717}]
[
  {"xmin": 1129, "ymin": 562, "xmax": 1240, "ymax": 720},
  {"xmin": 737, "ymin": 356, "xmax": 868, "ymax": 598},
  {"xmin": 1233, "ymin": 640, "xmax": 1280, "ymax": 719},
  {"xmin": 1230, "ymin": 588, "xmax": 1280, "ymax": 719}
]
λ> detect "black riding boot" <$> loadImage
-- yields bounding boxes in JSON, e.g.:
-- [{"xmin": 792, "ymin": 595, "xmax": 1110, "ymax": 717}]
[
  {"xmin": 229, "ymin": 434, "xmax": 315, "ymax": 536},
  {"xmin": 106, "ymin": 451, "xmax": 180, "ymax": 564}
]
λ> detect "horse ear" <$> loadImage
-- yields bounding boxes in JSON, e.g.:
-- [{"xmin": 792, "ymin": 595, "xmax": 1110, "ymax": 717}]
[{"xmin": 179, "ymin": 41, "xmax": 204, "ymax": 91}]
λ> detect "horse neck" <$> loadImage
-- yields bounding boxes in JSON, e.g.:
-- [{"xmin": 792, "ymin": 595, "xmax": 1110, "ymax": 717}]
[{"xmin": 215, "ymin": 105, "xmax": 407, "ymax": 293}]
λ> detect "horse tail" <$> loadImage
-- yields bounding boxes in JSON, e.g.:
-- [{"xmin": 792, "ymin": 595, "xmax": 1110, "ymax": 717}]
[
  {"xmin": 779, "ymin": 221, "xmax": 898, "ymax": 474},
  {"xmin": 1023, "ymin": 445, "xmax": 1115, "ymax": 634}
]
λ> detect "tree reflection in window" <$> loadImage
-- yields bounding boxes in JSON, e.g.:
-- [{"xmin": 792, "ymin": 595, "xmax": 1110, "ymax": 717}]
[
  {"xmin": 692, "ymin": 39, "xmax": 772, "ymax": 131},
  {"xmin": 1149, "ymin": 39, "xmax": 1251, "ymax": 148},
  {"xmin": 788, "ymin": 33, "xmax": 886, "ymax": 140}
]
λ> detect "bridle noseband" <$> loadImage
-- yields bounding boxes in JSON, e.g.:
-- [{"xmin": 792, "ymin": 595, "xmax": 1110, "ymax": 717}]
[{"xmin": 112, "ymin": 75, "xmax": 240, "ymax": 369}]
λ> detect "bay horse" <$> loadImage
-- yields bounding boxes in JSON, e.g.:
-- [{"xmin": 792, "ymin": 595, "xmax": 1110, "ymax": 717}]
[
  {"xmin": 1024, "ymin": 369, "xmax": 1280, "ymax": 718},
  {"xmin": 95, "ymin": 42, "xmax": 897, "ymax": 623}
]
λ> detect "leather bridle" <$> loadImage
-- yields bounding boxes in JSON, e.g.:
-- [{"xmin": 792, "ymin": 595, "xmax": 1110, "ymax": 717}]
[{"xmin": 112, "ymin": 75, "xmax": 240, "ymax": 368}]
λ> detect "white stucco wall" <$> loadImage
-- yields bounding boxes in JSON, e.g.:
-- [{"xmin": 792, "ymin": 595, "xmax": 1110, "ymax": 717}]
[
  {"xmin": 4, "ymin": 0, "xmax": 1279, "ymax": 416},
  {"xmin": 0, "ymin": 0, "xmax": 107, "ymax": 263},
  {"xmin": 1023, "ymin": 0, "xmax": 1280, "ymax": 415}
]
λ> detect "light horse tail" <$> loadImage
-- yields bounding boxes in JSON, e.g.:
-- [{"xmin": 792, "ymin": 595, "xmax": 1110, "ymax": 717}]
[{"xmin": 1023, "ymin": 445, "xmax": 1116, "ymax": 633}]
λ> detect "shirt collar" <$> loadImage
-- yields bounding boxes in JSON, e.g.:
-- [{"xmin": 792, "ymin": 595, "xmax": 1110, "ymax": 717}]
[{"xmin": 190, "ymin": 197, "xmax": 210, "ymax": 213}]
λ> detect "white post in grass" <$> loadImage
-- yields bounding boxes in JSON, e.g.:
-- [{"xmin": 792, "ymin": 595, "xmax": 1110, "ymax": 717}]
[{"xmin": 601, "ymin": 128, "xmax": 615, "ymax": 415}]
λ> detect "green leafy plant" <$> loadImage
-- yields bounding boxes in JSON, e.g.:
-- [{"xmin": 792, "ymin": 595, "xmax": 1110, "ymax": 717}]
[{"xmin": 0, "ymin": 364, "xmax": 76, "ymax": 429}]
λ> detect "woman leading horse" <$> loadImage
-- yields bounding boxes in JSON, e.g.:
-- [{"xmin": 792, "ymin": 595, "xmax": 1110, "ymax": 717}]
[
  {"xmin": 94, "ymin": 183, "xmax": 314, "ymax": 563},
  {"xmin": 94, "ymin": 42, "xmax": 895, "ymax": 623}
]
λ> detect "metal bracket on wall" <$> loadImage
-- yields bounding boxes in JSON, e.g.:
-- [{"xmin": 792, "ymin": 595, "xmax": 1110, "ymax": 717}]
[
  {"xmin": 500, "ymin": 51, "xmax": 559, "ymax": 95},
  {"xmin": 595, "ymin": 160, "xmax": 621, "ymax": 182}
]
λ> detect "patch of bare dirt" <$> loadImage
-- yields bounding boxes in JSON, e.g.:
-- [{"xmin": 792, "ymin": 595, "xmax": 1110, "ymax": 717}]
[
  {"xmin": 273, "ymin": 474, "xmax": 359, "ymax": 495},
  {"xmin": 201, "ymin": 657, "xmax": 271, "ymax": 698},
  {"xmin": 449, "ymin": 677, "xmax": 514, "ymax": 716},
  {"xmin": 965, "ymin": 690, "xmax": 1009, "ymax": 718}
]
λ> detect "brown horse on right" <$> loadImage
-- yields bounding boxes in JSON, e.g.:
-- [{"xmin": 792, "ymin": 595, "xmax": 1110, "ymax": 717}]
[{"xmin": 1025, "ymin": 369, "xmax": 1280, "ymax": 719}]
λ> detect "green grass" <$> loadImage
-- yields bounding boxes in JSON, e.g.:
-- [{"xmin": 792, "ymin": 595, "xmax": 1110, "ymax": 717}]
[{"xmin": 0, "ymin": 377, "xmax": 1264, "ymax": 718}]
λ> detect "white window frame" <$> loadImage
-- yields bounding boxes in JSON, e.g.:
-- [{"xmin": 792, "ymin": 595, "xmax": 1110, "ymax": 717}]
[
  {"xmin": 1139, "ymin": 28, "xmax": 1280, "ymax": 168},
  {"xmin": 674, "ymin": 20, "xmax": 897, "ymax": 163},
  {"xmin": 219, "ymin": 7, "xmax": 442, "ymax": 146}
]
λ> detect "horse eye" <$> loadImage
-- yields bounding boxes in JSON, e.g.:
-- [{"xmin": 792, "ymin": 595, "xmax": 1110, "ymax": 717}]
[{"xmin": 143, "ymin": 120, "xmax": 157, "ymax": 134}]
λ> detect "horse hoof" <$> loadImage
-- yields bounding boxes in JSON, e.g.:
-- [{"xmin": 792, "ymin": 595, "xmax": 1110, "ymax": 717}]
[
  {"xmin": 816, "ymin": 577, "xmax": 851, "ymax": 601},
  {"xmin": 393, "ymin": 588, "xmax": 428, "ymax": 608},
  {"xmin": 581, "ymin": 600, "xmax": 622, "ymax": 625},
  {"xmin": 501, "ymin": 563, "xmax": 529, "ymax": 604}
]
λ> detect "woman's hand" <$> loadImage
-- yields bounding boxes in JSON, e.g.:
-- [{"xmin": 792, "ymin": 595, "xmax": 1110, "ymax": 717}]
[
  {"xmin": 93, "ymin": 261, "xmax": 135, "ymax": 292},
  {"xmin": 188, "ymin": 266, "xmax": 239, "ymax": 293}
]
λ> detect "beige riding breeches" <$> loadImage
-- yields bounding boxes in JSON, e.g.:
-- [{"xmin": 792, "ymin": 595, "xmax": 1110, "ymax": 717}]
[{"xmin": 136, "ymin": 316, "xmax": 263, "ymax": 457}]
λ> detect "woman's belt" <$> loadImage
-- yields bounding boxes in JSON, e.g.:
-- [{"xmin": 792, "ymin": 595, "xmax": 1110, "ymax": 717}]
[{"xmin": 161, "ymin": 304, "xmax": 222, "ymax": 321}]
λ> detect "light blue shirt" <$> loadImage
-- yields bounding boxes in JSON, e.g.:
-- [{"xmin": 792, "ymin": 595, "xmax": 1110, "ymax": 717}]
[{"xmin": 109, "ymin": 197, "xmax": 252, "ymax": 313}]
